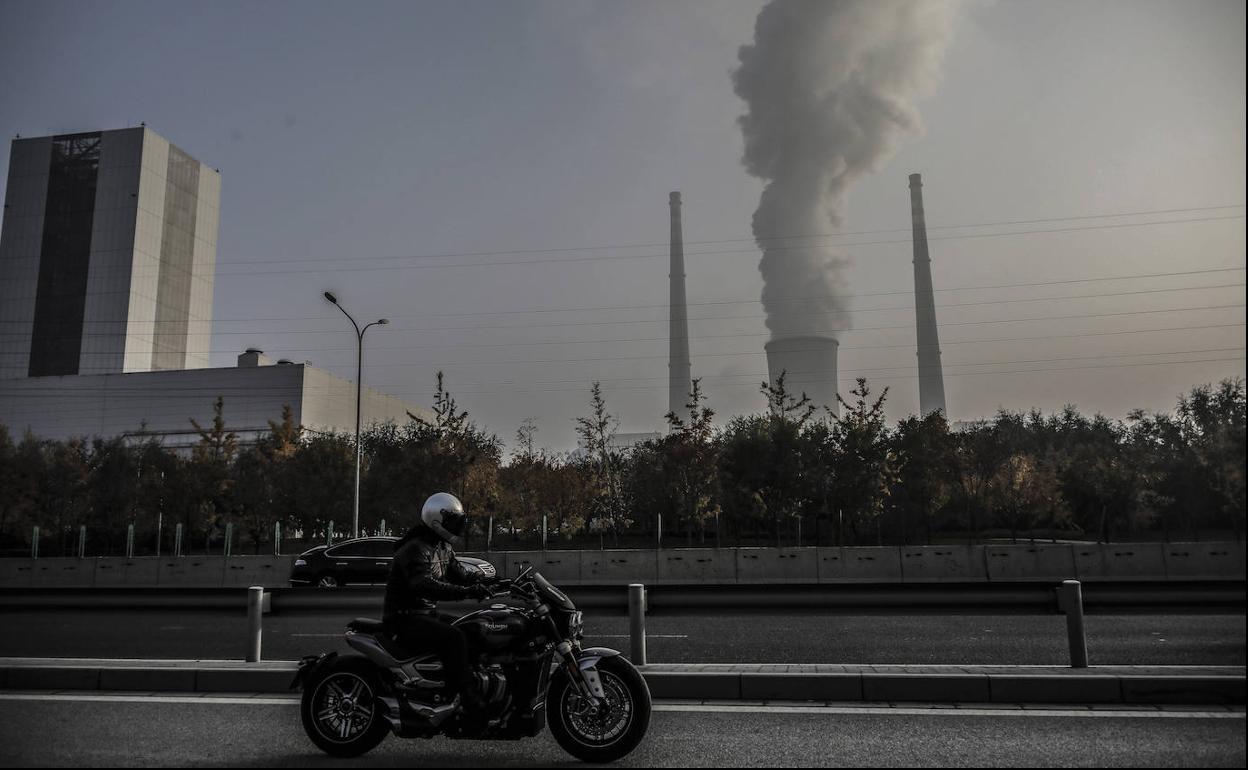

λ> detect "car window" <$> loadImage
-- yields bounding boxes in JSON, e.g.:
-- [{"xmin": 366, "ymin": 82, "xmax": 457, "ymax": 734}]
[
  {"xmin": 371, "ymin": 540, "xmax": 396, "ymax": 558},
  {"xmin": 327, "ymin": 542, "xmax": 372, "ymax": 558}
]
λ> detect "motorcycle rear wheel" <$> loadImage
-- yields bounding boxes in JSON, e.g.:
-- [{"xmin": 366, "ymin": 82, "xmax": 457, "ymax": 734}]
[
  {"xmin": 300, "ymin": 655, "xmax": 390, "ymax": 757},
  {"xmin": 549, "ymin": 655, "xmax": 651, "ymax": 763}
]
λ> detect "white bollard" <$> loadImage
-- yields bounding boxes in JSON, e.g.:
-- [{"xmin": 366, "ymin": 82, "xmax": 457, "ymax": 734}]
[
  {"xmin": 628, "ymin": 583, "xmax": 647, "ymax": 666},
  {"xmin": 1056, "ymin": 579, "xmax": 1089, "ymax": 668},
  {"xmin": 246, "ymin": 586, "xmax": 264, "ymax": 662}
]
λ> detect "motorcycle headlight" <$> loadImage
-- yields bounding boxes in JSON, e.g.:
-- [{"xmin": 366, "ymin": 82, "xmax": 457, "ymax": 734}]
[
  {"xmin": 294, "ymin": 558, "xmax": 307, "ymax": 567},
  {"xmin": 568, "ymin": 611, "xmax": 583, "ymax": 639}
]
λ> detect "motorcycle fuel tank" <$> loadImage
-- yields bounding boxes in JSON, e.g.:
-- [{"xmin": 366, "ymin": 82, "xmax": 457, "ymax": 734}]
[{"xmin": 454, "ymin": 606, "xmax": 528, "ymax": 650}]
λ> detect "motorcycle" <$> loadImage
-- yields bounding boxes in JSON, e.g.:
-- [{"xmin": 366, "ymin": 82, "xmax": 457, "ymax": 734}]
[{"xmin": 291, "ymin": 562, "xmax": 651, "ymax": 763}]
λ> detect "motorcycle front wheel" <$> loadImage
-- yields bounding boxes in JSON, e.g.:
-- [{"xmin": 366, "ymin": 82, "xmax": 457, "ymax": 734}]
[
  {"xmin": 300, "ymin": 655, "xmax": 390, "ymax": 758},
  {"xmin": 548, "ymin": 655, "xmax": 651, "ymax": 763}
]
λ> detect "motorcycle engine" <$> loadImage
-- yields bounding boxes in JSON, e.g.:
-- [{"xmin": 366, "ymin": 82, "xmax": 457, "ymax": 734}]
[{"xmin": 474, "ymin": 666, "xmax": 508, "ymax": 706}]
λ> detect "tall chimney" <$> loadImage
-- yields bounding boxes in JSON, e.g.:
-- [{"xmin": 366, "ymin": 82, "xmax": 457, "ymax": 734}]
[
  {"xmin": 668, "ymin": 191, "xmax": 692, "ymax": 423},
  {"xmin": 909, "ymin": 173, "xmax": 947, "ymax": 416},
  {"xmin": 765, "ymin": 336, "xmax": 839, "ymax": 416}
]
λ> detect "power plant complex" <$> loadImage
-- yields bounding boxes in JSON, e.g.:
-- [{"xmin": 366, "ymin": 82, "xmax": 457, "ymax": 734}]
[{"xmin": 669, "ymin": 177, "xmax": 947, "ymax": 422}]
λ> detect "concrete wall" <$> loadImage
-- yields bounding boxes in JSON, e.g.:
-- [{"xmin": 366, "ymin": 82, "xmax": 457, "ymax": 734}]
[
  {"xmin": 0, "ymin": 364, "xmax": 433, "ymax": 448},
  {"xmin": 2, "ymin": 542, "xmax": 1242, "ymax": 589},
  {"xmin": 900, "ymin": 546, "xmax": 988, "ymax": 582}
]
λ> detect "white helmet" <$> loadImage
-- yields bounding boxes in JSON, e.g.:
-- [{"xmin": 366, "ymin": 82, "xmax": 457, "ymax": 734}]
[{"xmin": 421, "ymin": 492, "xmax": 467, "ymax": 544}]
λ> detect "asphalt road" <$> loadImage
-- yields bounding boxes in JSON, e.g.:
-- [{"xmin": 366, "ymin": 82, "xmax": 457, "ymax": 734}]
[
  {"xmin": 0, "ymin": 609, "xmax": 1243, "ymax": 665},
  {"xmin": 0, "ymin": 694, "xmax": 1242, "ymax": 767}
]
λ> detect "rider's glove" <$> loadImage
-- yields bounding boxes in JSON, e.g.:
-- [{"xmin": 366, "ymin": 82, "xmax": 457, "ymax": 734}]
[{"xmin": 468, "ymin": 584, "xmax": 492, "ymax": 601}]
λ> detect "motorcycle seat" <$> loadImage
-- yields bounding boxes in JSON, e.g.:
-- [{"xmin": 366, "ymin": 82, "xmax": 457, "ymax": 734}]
[
  {"xmin": 347, "ymin": 617, "xmax": 386, "ymax": 634},
  {"xmin": 347, "ymin": 618, "xmax": 440, "ymax": 665}
]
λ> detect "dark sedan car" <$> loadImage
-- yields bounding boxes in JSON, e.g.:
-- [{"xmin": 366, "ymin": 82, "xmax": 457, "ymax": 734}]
[{"xmin": 289, "ymin": 536, "xmax": 495, "ymax": 588}]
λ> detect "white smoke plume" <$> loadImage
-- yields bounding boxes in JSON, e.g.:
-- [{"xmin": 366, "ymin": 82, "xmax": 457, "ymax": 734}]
[{"xmin": 733, "ymin": 0, "xmax": 960, "ymax": 340}]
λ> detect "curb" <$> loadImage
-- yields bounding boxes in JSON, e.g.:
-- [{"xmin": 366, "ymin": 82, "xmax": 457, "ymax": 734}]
[{"xmin": 1, "ymin": 660, "xmax": 1242, "ymax": 705}]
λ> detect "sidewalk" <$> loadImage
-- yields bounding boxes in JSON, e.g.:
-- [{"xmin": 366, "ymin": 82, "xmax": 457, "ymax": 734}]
[{"xmin": 1, "ymin": 658, "xmax": 1242, "ymax": 705}]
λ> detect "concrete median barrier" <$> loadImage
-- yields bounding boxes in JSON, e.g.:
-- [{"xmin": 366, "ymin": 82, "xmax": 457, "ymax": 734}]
[
  {"xmin": 25, "ymin": 558, "xmax": 94, "ymax": 588},
  {"xmin": 582, "ymin": 550, "xmax": 658, "ymax": 584},
  {"xmin": 736, "ymin": 547, "xmax": 818, "ymax": 584},
  {"xmin": 119, "ymin": 559, "xmax": 162, "ymax": 587},
  {"xmin": 157, "ymin": 558, "xmax": 228, "ymax": 587},
  {"xmin": 1075, "ymin": 543, "xmax": 1167, "ymax": 581},
  {"xmin": 506, "ymin": 551, "xmax": 582, "ymax": 584},
  {"xmin": 1163, "ymin": 542, "xmax": 1246, "ymax": 581},
  {"xmin": 658, "ymin": 549, "xmax": 737, "ymax": 584},
  {"xmin": 91, "ymin": 559, "xmax": 128, "ymax": 588},
  {"xmin": 985, "ymin": 544, "xmax": 1078, "ymax": 582},
  {"xmin": 0, "ymin": 559, "xmax": 34, "ymax": 588},
  {"xmin": 841, "ymin": 547, "xmax": 903, "ymax": 582},
  {"xmin": 900, "ymin": 546, "xmax": 988, "ymax": 582},
  {"xmin": 815, "ymin": 547, "xmax": 846, "ymax": 582},
  {"xmin": 221, "ymin": 557, "xmax": 293, "ymax": 588}
]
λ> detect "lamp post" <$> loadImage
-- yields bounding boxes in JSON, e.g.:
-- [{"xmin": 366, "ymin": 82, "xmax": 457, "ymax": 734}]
[{"xmin": 323, "ymin": 291, "xmax": 388, "ymax": 539}]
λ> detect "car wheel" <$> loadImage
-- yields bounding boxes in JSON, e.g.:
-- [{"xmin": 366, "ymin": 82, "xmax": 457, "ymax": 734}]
[{"xmin": 316, "ymin": 573, "xmax": 341, "ymax": 589}]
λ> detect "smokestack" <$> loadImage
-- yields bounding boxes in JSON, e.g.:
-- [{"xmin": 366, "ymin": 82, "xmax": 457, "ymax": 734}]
[
  {"xmin": 909, "ymin": 173, "xmax": 946, "ymax": 416},
  {"xmin": 765, "ymin": 336, "xmax": 839, "ymax": 416},
  {"xmin": 668, "ymin": 191, "xmax": 692, "ymax": 422}
]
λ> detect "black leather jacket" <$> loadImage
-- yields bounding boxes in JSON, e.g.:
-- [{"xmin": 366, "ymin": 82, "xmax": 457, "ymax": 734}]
[{"xmin": 382, "ymin": 525, "xmax": 475, "ymax": 618}]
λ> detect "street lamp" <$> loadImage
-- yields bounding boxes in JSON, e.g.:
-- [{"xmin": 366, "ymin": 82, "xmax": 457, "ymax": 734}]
[{"xmin": 323, "ymin": 291, "xmax": 388, "ymax": 539}]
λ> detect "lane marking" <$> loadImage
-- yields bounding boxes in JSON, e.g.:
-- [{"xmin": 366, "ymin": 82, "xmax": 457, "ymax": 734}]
[
  {"xmin": 291, "ymin": 633, "xmax": 691, "ymax": 639},
  {"xmin": 0, "ymin": 693, "xmax": 1241, "ymax": 719},
  {"xmin": 654, "ymin": 704, "xmax": 1245, "ymax": 719},
  {"xmin": 591, "ymin": 635, "xmax": 689, "ymax": 639},
  {"xmin": 0, "ymin": 693, "xmax": 300, "ymax": 706}
]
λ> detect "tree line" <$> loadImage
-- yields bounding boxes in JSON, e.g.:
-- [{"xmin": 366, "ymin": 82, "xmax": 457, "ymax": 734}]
[{"xmin": 0, "ymin": 373, "xmax": 1243, "ymax": 556}]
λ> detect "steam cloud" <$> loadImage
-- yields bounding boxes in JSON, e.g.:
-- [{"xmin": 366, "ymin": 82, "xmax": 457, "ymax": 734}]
[{"xmin": 733, "ymin": 0, "xmax": 960, "ymax": 340}]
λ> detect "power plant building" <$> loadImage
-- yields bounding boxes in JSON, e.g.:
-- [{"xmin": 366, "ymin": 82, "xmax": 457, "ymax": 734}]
[
  {"xmin": 0, "ymin": 127, "xmax": 430, "ymax": 445},
  {"xmin": 0, "ymin": 127, "xmax": 219, "ymax": 379}
]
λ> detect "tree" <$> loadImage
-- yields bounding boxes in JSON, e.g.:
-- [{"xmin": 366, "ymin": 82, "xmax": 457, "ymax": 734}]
[
  {"xmin": 989, "ymin": 453, "xmax": 1070, "ymax": 543},
  {"xmin": 498, "ymin": 419, "xmax": 545, "ymax": 545},
  {"xmin": 188, "ymin": 396, "xmax": 239, "ymax": 550},
  {"xmin": 366, "ymin": 372, "xmax": 502, "ymax": 544},
  {"xmin": 576, "ymin": 383, "xmax": 630, "ymax": 546},
  {"xmin": 42, "ymin": 437, "xmax": 90, "ymax": 556},
  {"xmin": 1128, "ymin": 378, "xmax": 1246, "ymax": 540},
  {"xmin": 0, "ymin": 428, "xmax": 41, "ymax": 554},
  {"xmin": 827, "ymin": 378, "xmax": 897, "ymax": 546},
  {"xmin": 659, "ymin": 379, "xmax": 721, "ymax": 545},
  {"xmin": 718, "ymin": 373, "xmax": 815, "ymax": 546},
  {"xmin": 952, "ymin": 421, "xmax": 1007, "ymax": 544},
  {"xmin": 890, "ymin": 412, "xmax": 956, "ymax": 545}
]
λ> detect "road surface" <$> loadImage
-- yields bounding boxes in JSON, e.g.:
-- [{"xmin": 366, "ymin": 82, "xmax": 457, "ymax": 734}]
[{"xmin": 0, "ymin": 693, "xmax": 1241, "ymax": 767}]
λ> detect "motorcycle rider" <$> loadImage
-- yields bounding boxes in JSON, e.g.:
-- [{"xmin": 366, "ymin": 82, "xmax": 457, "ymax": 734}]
[{"xmin": 383, "ymin": 492, "xmax": 492, "ymax": 711}]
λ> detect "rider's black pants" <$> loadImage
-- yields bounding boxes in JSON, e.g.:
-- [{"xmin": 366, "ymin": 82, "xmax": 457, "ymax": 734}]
[{"xmin": 388, "ymin": 612, "xmax": 471, "ymax": 694}]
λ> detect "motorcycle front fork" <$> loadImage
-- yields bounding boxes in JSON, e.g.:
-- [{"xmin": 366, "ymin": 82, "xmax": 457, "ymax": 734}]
[{"xmin": 547, "ymin": 618, "xmax": 605, "ymax": 708}]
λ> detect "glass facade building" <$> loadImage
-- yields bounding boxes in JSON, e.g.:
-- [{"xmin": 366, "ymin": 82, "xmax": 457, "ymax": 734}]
[{"xmin": 0, "ymin": 127, "xmax": 219, "ymax": 378}]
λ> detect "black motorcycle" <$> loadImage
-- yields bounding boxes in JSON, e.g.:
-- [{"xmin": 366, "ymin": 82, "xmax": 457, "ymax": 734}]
[{"xmin": 291, "ymin": 563, "xmax": 651, "ymax": 763}]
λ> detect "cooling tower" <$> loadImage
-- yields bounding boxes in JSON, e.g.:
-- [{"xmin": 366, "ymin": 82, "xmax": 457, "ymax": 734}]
[
  {"xmin": 908, "ymin": 173, "xmax": 947, "ymax": 416},
  {"xmin": 765, "ymin": 336, "xmax": 839, "ymax": 416},
  {"xmin": 668, "ymin": 191, "xmax": 692, "ymax": 422}
]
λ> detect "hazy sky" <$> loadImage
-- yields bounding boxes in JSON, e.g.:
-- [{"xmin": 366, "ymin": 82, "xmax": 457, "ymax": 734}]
[{"xmin": 1, "ymin": 0, "xmax": 1244, "ymax": 452}]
